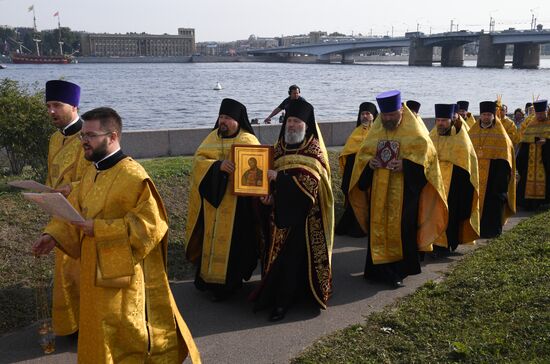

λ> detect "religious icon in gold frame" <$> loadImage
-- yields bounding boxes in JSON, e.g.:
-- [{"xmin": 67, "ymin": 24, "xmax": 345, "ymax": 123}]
[{"xmin": 232, "ymin": 144, "xmax": 272, "ymax": 196}]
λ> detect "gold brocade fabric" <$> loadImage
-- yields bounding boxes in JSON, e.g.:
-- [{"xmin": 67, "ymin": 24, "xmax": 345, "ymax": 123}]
[
  {"xmin": 45, "ymin": 157, "xmax": 200, "ymax": 364},
  {"xmin": 520, "ymin": 119, "xmax": 550, "ymax": 199},
  {"xmin": 266, "ymin": 132, "xmax": 334, "ymax": 308},
  {"xmin": 184, "ymin": 129, "xmax": 259, "ymax": 284},
  {"xmin": 457, "ymin": 116, "xmax": 470, "ymax": 132},
  {"xmin": 46, "ymin": 131, "xmax": 91, "ymax": 336},
  {"xmin": 338, "ymin": 125, "xmax": 370, "ymax": 176},
  {"xmin": 429, "ymin": 126, "xmax": 480, "ymax": 246},
  {"xmin": 464, "ymin": 113, "xmax": 476, "ymax": 129},
  {"xmin": 519, "ymin": 114, "xmax": 535, "ymax": 140},
  {"xmin": 348, "ymin": 105, "xmax": 448, "ymax": 264},
  {"xmin": 469, "ymin": 118, "xmax": 516, "ymax": 220},
  {"xmin": 502, "ymin": 116, "xmax": 521, "ymax": 145}
]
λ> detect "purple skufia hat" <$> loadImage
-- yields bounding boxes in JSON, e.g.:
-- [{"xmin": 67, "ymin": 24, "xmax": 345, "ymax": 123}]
[
  {"xmin": 435, "ymin": 104, "xmax": 454, "ymax": 119},
  {"xmin": 45, "ymin": 80, "xmax": 81, "ymax": 107},
  {"xmin": 533, "ymin": 100, "xmax": 548, "ymax": 112},
  {"xmin": 376, "ymin": 90, "xmax": 402, "ymax": 113}
]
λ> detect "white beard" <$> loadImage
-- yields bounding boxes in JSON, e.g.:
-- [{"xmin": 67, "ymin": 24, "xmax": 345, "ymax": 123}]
[{"xmin": 285, "ymin": 128, "xmax": 306, "ymax": 144}]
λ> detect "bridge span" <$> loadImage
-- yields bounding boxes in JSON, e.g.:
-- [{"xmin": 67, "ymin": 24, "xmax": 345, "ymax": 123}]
[{"xmin": 247, "ymin": 29, "xmax": 550, "ymax": 69}]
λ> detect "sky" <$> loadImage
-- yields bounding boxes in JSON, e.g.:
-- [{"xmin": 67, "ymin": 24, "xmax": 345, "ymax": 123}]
[{"xmin": 1, "ymin": 0, "xmax": 549, "ymax": 42}]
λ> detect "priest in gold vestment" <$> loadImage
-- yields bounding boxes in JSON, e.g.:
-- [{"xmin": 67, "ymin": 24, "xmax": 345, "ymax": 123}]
[
  {"xmin": 349, "ymin": 90, "xmax": 448, "ymax": 288},
  {"xmin": 185, "ymin": 98, "xmax": 261, "ymax": 302},
  {"xmin": 517, "ymin": 99, "xmax": 550, "ymax": 210},
  {"xmin": 430, "ymin": 104, "xmax": 480, "ymax": 253},
  {"xmin": 469, "ymin": 101, "xmax": 516, "ymax": 238},
  {"xmin": 33, "ymin": 107, "xmax": 200, "ymax": 364},
  {"xmin": 253, "ymin": 99, "xmax": 334, "ymax": 322},
  {"xmin": 44, "ymin": 80, "xmax": 91, "ymax": 335},
  {"xmin": 335, "ymin": 102, "xmax": 378, "ymax": 237}
]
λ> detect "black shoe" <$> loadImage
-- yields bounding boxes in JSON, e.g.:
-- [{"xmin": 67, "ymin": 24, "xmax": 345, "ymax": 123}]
[
  {"xmin": 268, "ymin": 307, "xmax": 286, "ymax": 322},
  {"xmin": 392, "ymin": 280, "xmax": 405, "ymax": 288}
]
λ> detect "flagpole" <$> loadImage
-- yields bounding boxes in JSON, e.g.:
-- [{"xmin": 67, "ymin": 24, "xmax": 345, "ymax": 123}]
[
  {"xmin": 56, "ymin": 12, "xmax": 64, "ymax": 55},
  {"xmin": 30, "ymin": 5, "xmax": 41, "ymax": 56}
]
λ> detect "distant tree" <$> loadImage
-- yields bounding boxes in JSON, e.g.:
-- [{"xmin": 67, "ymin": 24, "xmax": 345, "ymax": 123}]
[
  {"xmin": 329, "ymin": 32, "xmax": 346, "ymax": 37},
  {"xmin": 0, "ymin": 79, "xmax": 54, "ymax": 180}
]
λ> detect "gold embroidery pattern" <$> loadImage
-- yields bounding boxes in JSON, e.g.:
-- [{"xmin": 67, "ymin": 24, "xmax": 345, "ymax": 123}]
[
  {"xmin": 297, "ymin": 172, "xmax": 319, "ymax": 198},
  {"xmin": 264, "ymin": 227, "xmax": 290, "ymax": 273},
  {"xmin": 526, "ymin": 143, "xmax": 547, "ymax": 199},
  {"xmin": 274, "ymin": 137, "xmax": 327, "ymax": 169},
  {"xmin": 306, "ymin": 203, "xmax": 332, "ymax": 302}
]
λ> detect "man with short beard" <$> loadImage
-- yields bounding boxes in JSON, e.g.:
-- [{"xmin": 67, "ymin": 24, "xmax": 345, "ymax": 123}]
[
  {"xmin": 429, "ymin": 104, "xmax": 480, "ymax": 254},
  {"xmin": 185, "ymin": 98, "xmax": 262, "ymax": 302},
  {"xmin": 516, "ymin": 99, "xmax": 550, "ymax": 210},
  {"xmin": 42, "ymin": 80, "xmax": 91, "ymax": 336},
  {"xmin": 32, "ymin": 107, "xmax": 200, "ymax": 363},
  {"xmin": 468, "ymin": 101, "xmax": 516, "ymax": 238},
  {"xmin": 348, "ymin": 90, "xmax": 447, "ymax": 288},
  {"xmin": 253, "ymin": 99, "xmax": 334, "ymax": 322},
  {"xmin": 336, "ymin": 102, "xmax": 378, "ymax": 237}
]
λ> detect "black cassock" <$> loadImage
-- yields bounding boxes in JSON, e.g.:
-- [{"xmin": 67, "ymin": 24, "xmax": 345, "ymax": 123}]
[
  {"xmin": 480, "ymin": 159, "xmax": 511, "ymax": 238},
  {"xmin": 335, "ymin": 154, "xmax": 367, "ymax": 237},
  {"xmin": 254, "ymin": 173, "xmax": 313, "ymax": 310},
  {"xmin": 516, "ymin": 142, "xmax": 550, "ymax": 210},
  {"xmin": 359, "ymin": 160, "xmax": 427, "ymax": 285},
  {"xmin": 439, "ymin": 165, "xmax": 474, "ymax": 251},
  {"xmin": 194, "ymin": 161, "xmax": 259, "ymax": 296}
]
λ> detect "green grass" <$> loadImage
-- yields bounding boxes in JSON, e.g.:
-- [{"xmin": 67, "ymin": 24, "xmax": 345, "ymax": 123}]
[{"xmin": 293, "ymin": 210, "xmax": 550, "ymax": 363}]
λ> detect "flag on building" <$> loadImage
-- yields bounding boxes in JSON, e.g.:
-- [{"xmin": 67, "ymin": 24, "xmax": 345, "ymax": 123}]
[
  {"xmin": 28, "ymin": 5, "xmax": 34, "ymax": 12},
  {"xmin": 53, "ymin": 11, "xmax": 59, "ymax": 17}
]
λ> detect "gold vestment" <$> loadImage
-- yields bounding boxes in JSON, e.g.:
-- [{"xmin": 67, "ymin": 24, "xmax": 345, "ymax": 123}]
[
  {"xmin": 468, "ymin": 118, "xmax": 516, "ymax": 220},
  {"xmin": 184, "ymin": 129, "xmax": 259, "ymax": 284},
  {"xmin": 45, "ymin": 157, "xmax": 200, "ymax": 364},
  {"xmin": 46, "ymin": 130, "xmax": 90, "ymax": 335},
  {"xmin": 429, "ymin": 126, "xmax": 480, "ymax": 247},
  {"xmin": 349, "ymin": 105, "xmax": 448, "ymax": 264}
]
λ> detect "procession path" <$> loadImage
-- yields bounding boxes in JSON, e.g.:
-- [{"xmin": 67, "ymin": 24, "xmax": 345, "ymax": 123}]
[{"xmin": 0, "ymin": 211, "xmax": 531, "ymax": 364}]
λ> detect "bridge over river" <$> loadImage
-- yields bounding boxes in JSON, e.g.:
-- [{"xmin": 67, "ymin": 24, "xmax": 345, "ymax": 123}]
[{"xmin": 248, "ymin": 29, "xmax": 550, "ymax": 69}]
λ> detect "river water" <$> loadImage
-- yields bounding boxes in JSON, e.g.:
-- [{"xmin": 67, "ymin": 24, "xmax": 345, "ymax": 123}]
[{"xmin": 2, "ymin": 60, "xmax": 549, "ymax": 130}]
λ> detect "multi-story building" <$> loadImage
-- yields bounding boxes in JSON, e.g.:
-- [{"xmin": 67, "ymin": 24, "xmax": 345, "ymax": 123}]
[{"xmin": 80, "ymin": 28, "xmax": 195, "ymax": 57}]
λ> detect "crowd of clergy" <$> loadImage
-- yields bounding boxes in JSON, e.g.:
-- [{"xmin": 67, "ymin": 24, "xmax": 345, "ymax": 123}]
[{"xmin": 30, "ymin": 79, "xmax": 549, "ymax": 363}]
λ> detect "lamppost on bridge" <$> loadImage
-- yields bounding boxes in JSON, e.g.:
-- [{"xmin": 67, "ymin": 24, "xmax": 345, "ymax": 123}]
[{"xmin": 530, "ymin": 8, "xmax": 538, "ymax": 30}]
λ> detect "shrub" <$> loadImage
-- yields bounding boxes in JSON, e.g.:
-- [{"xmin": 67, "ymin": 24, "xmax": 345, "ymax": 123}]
[{"xmin": 0, "ymin": 78, "xmax": 54, "ymax": 181}]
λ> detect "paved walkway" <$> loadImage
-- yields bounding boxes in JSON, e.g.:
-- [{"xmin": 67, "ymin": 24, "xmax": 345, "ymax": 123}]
[{"xmin": 0, "ymin": 211, "xmax": 532, "ymax": 364}]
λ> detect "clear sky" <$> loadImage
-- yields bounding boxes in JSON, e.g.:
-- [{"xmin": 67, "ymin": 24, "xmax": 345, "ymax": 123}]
[{"xmin": 1, "ymin": 0, "xmax": 549, "ymax": 42}]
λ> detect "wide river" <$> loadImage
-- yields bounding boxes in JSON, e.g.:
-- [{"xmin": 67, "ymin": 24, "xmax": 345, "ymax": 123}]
[{"xmin": 2, "ymin": 59, "xmax": 549, "ymax": 130}]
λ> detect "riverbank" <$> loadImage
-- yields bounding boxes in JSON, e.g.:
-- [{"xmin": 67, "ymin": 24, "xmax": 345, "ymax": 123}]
[{"xmin": 3, "ymin": 54, "xmax": 550, "ymax": 64}]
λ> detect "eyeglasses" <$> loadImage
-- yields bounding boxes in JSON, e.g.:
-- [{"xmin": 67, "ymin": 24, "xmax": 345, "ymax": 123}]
[{"xmin": 78, "ymin": 132, "xmax": 112, "ymax": 141}]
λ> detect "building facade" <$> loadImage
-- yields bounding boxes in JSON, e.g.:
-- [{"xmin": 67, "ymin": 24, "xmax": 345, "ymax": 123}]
[{"xmin": 80, "ymin": 28, "xmax": 195, "ymax": 57}]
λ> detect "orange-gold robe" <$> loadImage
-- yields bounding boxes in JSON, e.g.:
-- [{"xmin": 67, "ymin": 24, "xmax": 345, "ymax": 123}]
[
  {"xmin": 469, "ymin": 118, "xmax": 516, "ymax": 237},
  {"xmin": 45, "ymin": 157, "xmax": 200, "ymax": 364},
  {"xmin": 429, "ymin": 125, "xmax": 480, "ymax": 248},
  {"xmin": 45, "ymin": 128, "xmax": 90, "ymax": 335}
]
